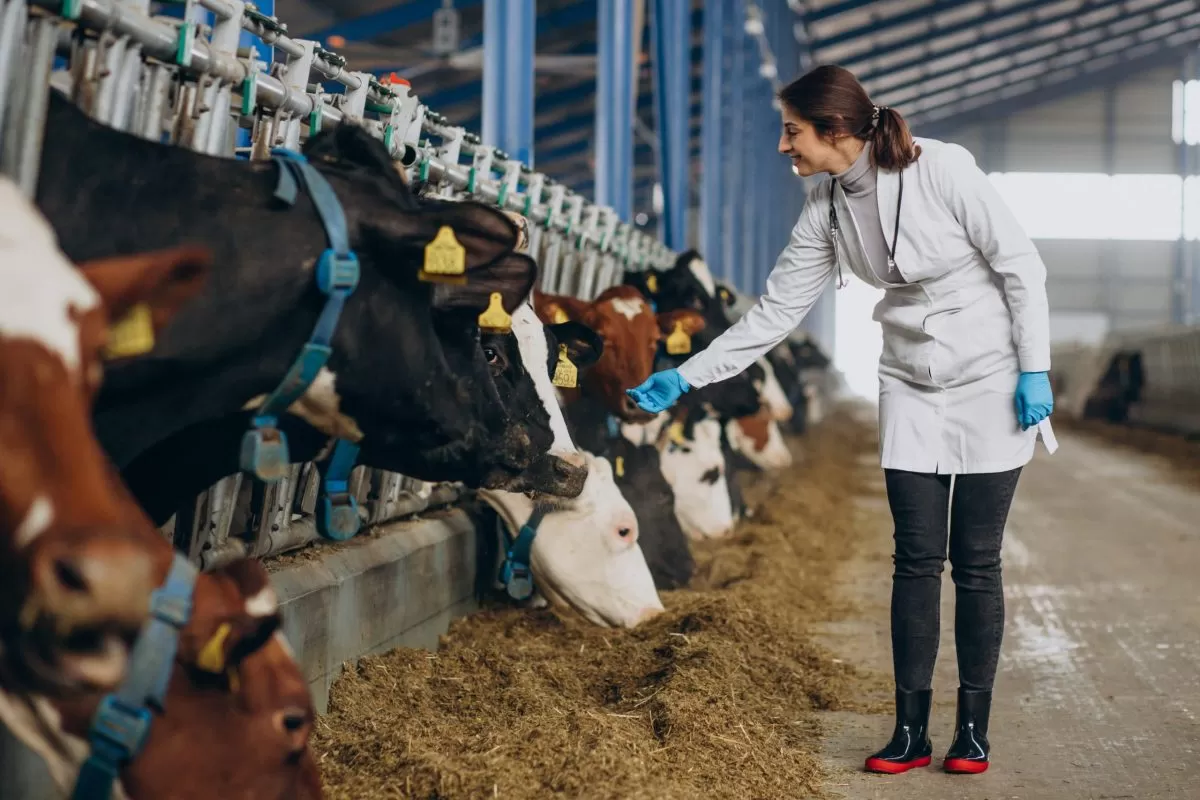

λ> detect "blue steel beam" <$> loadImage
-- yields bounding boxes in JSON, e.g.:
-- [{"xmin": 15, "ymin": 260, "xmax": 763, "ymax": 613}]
[
  {"xmin": 463, "ymin": 0, "xmax": 596, "ymax": 50},
  {"xmin": 537, "ymin": 123, "xmax": 701, "ymax": 166},
  {"xmin": 806, "ymin": 0, "xmax": 972, "ymax": 24},
  {"xmin": 595, "ymin": 0, "xmax": 636, "ymax": 220},
  {"xmin": 876, "ymin": 1, "xmax": 1196, "ymax": 108},
  {"xmin": 301, "ymin": 0, "xmax": 482, "ymax": 45},
  {"xmin": 700, "ymin": 0, "xmax": 725, "ymax": 275},
  {"xmin": 835, "ymin": 0, "xmax": 1062, "ymax": 69},
  {"xmin": 912, "ymin": 26, "xmax": 1200, "ymax": 127},
  {"xmin": 918, "ymin": 44, "xmax": 1195, "ymax": 135},
  {"xmin": 482, "ymin": 0, "xmax": 535, "ymax": 166},
  {"xmin": 725, "ymin": 0, "xmax": 745, "ymax": 292},
  {"xmin": 537, "ymin": 101, "xmax": 700, "ymax": 144},
  {"xmin": 652, "ymin": 0, "xmax": 691, "ymax": 249}
]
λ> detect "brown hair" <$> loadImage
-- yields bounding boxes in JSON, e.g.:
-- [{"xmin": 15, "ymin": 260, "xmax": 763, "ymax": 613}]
[{"xmin": 777, "ymin": 64, "xmax": 921, "ymax": 171}]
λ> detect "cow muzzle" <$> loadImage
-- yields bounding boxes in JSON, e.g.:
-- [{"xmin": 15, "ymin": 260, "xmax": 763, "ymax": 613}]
[
  {"xmin": 11, "ymin": 533, "xmax": 155, "ymax": 693},
  {"xmin": 483, "ymin": 451, "xmax": 589, "ymax": 499}
]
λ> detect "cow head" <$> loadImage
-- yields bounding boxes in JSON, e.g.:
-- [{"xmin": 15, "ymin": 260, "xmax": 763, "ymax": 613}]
[
  {"xmin": 645, "ymin": 410, "xmax": 735, "ymax": 540},
  {"xmin": 727, "ymin": 410, "xmax": 794, "ymax": 471},
  {"xmin": 3, "ymin": 559, "xmax": 321, "ymax": 799},
  {"xmin": 753, "ymin": 357, "xmax": 793, "ymax": 422},
  {"xmin": 0, "ymin": 180, "xmax": 211, "ymax": 694},
  {"xmin": 480, "ymin": 451, "xmax": 663, "ymax": 628},
  {"xmin": 534, "ymin": 287, "xmax": 705, "ymax": 423},
  {"xmin": 627, "ymin": 251, "xmax": 763, "ymax": 420}
]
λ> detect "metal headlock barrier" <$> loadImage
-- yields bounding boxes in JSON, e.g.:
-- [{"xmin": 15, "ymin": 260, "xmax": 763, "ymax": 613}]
[{"xmin": 0, "ymin": 0, "xmax": 683, "ymax": 567}]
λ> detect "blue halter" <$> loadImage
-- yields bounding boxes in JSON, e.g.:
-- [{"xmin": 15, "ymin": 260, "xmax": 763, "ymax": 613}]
[
  {"xmin": 239, "ymin": 148, "xmax": 361, "ymax": 483},
  {"xmin": 315, "ymin": 439, "xmax": 363, "ymax": 541},
  {"xmin": 71, "ymin": 553, "xmax": 198, "ymax": 800},
  {"xmin": 499, "ymin": 507, "xmax": 548, "ymax": 601}
]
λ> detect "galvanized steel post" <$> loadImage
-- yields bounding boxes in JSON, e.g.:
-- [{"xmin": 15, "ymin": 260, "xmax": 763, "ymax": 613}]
[
  {"xmin": 741, "ymin": 30, "xmax": 760, "ymax": 292},
  {"xmin": 236, "ymin": 0, "xmax": 272, "ymax": 154},
  {"xmin": 596, "ymin": 0, "xmax": 634, "ymax": 220},
  {"xmin": 700, "ymin": 0, "xmax": 725, "ymax": 272},
  {"xmin": 482, "ymin": 0, "xmax": 536, "ymax": 167},
  {"xmin": 651, "ymin": 0, "xmax": 690, "ymax": 249}
]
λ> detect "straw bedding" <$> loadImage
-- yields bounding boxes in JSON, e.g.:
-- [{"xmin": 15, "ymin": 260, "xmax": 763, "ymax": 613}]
[{"xmin": 313, "ymin": 409, "xmax": 887, "ymax": 799}]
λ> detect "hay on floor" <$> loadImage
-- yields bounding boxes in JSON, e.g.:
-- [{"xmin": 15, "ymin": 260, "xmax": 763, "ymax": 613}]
[{"xmin": 313, "ymin": 410, "xmax": 886, "ymax": 800}]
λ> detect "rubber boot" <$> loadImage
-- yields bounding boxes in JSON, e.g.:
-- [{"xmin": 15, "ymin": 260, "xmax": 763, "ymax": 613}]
[
  {"xmin": 943, "ymin": 688, "xmax": 991, "ymax": 774},
  {"xmin": 864, "ymin": 688, "xmax": 933, "ymax": 774}
]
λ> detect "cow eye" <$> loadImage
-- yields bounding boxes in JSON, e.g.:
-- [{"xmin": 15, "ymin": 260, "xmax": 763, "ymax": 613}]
[{"xmin": 483, "ymin": 346, "xmax": 501, "ymax": 365}]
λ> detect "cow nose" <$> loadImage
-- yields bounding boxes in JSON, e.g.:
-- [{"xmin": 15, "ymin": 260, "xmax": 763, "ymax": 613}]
[
  {"xmin": 274, "ymin": 706, "xmax": 314, "ymax": 752},
  {"xmin": 32, "ymin": 536, "xmax": 154, "ymax": 635},
  {"xmin": 557, "ymin": 450, "xmax": 587, "ymax": 470},
  {"xmin": 634, "ymin": 606, "xmax": 663, "ymax": 626}
]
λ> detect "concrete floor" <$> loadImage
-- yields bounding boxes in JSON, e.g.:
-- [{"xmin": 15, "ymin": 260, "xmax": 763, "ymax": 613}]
[{"xmin": 818, "ymin": 428, "xmax": 1200, "ymax": 800}]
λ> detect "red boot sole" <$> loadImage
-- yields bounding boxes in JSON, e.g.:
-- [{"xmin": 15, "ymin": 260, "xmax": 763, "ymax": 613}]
[
  {"xmin": 864, "ymin": 755, "xmax": 932, "ymax": 774},
  {"xmin": 944, "ymin": 758, "xmax": 989, "ymax": 774}
]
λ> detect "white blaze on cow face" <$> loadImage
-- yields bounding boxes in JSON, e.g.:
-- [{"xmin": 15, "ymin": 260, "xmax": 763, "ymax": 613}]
[
  {"xmin": 0, "ymin": 179, "xmax": 100, "ymax": 372},
  {"xmin": 244, "ymin": 585, "xmax": 279, "ymax": 617},
  {"xmin": 756, "ymin": 358, "xmax": 793, "ymax": 422},
  {"xmin": 609, "ymin": 296, "xmax": 645, "ymax": 321},
  {"xmin": 511, "ymin": 300, "xmax": 579, "ymax": 460},
  {"xmin": 14, "ymin": 496, "xmax": 55, "ymax": 549},
  {"xmin": 687, "ymin": 257, "xmax": 717, "ymax": 297},
  {"xmin": 479, "ymin": 452, "xmax": 663, "ymax": 629},
  {"xmin": 658, "ymin": 419, "xmax": 734, "ymax": 540}
]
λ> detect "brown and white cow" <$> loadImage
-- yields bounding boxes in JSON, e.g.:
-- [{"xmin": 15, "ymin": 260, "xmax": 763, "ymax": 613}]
[
  {"xmin": 0, "ymin": 179, "xmax": 320, "ymax": 797},
  {"xmin": 533, "ymin": 286, "xmax": 705, "ymax": 423}
]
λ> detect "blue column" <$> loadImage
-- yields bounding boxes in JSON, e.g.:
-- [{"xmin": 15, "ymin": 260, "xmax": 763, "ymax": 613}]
[
  {"xmin": 700, "ymin": 0, "xmax": 725, "ymax": 268},
  {"xmin": 741, "ymin": 34, "xmax": 760, "ymax": 293},
  {"xmin": 483, "ymin": 0, "xmax": 536, "ymax": 167},
  {"xmin": 596, "ymin": 0, "xmax": 634, "ymax": 220},
  {"xmin": 652, "ymin": 0, "xmax": 690, "ymax": 248},
  {"xmin": 724, "ymin": 0, "xmax": 745, "ymax": 290}
]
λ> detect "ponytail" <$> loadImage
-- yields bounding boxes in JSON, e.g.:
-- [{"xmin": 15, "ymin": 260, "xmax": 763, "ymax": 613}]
[{"xmin": 871, "ymin": 106, "xmax": 921, "ymax": 171}]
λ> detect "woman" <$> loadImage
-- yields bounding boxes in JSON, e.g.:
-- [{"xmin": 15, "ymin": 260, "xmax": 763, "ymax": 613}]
[{"xmin": 627, "ymin": 65, "xmax": 1056, "ymax": 775}]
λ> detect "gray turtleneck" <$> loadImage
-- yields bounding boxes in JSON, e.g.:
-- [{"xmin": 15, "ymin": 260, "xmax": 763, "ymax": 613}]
[{"xmin": 832, "ymin": 144, "xmax": 904, "ymax": 284}]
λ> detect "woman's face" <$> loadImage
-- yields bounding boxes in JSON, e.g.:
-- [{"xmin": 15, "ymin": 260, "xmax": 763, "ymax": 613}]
[{"xmin": 777, "ymin": 106, "xmax": 843, "ymax": 178}]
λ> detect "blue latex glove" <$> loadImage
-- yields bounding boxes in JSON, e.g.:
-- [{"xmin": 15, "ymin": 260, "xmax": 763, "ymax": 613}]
[
  {"xmin": 1014, "ymin": 371, "xmax": 1054, "ymax": 430},
  {"xmin": 627, "ymin": 369, "xmax": 690, "ymax": 414}
]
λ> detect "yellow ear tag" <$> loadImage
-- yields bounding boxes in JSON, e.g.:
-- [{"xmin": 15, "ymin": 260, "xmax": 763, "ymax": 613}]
[
  {"xmin": 668, "ymin": 421, "xmax": 686, "ymax": 446},
  {"xmin": 646, "ymin": 273, "xmax": 658, "ymax": 294},
  {"xmin": 477, "ymin": 292, "xmax": 512, "ymax": 333},
  {"xmin": 614, "ymin": 456, "xmax": 625, "ymax": 478},
  {"xmin": 197, "ymin": 622, "xmax": 233, "ymax": 673},
  {"xmin": 419, "ymin": 225, "xmax": 467, "ymax": 284},
  {"xmin": 551, "ymin": 307, "xmax": 570, "ymax": 324},
  {"xmin": 552, "ymin": 344, "xmax": 578, "ymax": 388},
  {"xmin": 665, "ymin": 320, "xmax": 692, "ymax": 355},
  {"xmin": 103, "ymin": 303, "xmax": 156, "ymax": 360}
]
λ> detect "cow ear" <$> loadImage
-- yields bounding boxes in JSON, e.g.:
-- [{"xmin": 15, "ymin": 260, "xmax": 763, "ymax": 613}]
[
  {"xmin": 549, "ymin": 321, "xmax": 603, "ymax": 370},
  {"xmin": 429, "ymin": 252, "xmax": 537, "ymax": 316},
  {"xmin": 657, "ymin": 309, "xmax": 706, "ymax": 337},
  {"xmin": 534, "ymin": 291, "xmax": 590, "ymax": 325},
  {"xmin": 624, "ymin": 268, "xmax": 662, "ymax": 299},
  {"xmin": 368, "ymin": 198, "xmax": 520, "ymax": 272},
  {"xmin": 77, "ymin": 245, "xmax": 211, "ymax": 332},
  {"xmin": 180, "ymin": 560, "xmax": 281, "ymax": 678},
  {"xmin": 715, "ymin": 283, "xmax": 737, "ymax": 309}
]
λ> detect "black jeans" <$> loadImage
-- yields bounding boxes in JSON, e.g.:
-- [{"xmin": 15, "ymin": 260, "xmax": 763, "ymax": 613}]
[{"xmin": 884, "ymin": 467, "xmax": 1023, "ymax": 693}]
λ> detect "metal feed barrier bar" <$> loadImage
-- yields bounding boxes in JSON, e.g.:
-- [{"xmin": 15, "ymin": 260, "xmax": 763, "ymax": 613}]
[{"xmin": 0, "ymin": 0, "xmax": 681, "ymax": 565}]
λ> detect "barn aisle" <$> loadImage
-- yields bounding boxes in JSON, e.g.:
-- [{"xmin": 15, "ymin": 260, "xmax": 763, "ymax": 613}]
[{"xmin": 819, "ymin": 425, "xmax": 1200, "ymax": 799}]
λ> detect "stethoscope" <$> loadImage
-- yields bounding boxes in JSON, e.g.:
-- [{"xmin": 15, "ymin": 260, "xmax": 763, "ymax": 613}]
[{"xmin": 828, "ymin": 169, "xmax": 903, "ymax": 288}]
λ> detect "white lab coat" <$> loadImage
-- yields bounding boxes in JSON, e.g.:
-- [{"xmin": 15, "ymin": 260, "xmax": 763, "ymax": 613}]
[{"xmin": 677, "ymin": 138, "xmax": 1056, "ymax": 474}]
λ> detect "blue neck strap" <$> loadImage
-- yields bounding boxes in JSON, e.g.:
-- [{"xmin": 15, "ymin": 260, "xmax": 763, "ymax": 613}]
[
  {"xmin": 316, "ymin": 439, "xmax": 363, "ymax": 541},
  {"xmin": 499, "ymin": 507, "xmax": 548, "ymax": 601},
  {"xmin": 605, "ymin": 414, "xmax": 621, "ymax": 440},
  {"xmin": 72, "ymin": 553, "xmax": 198, "ymax": 800},
  {"xmin": 240, "ymin": 149, "xmax": 361, "ymax": 483}
]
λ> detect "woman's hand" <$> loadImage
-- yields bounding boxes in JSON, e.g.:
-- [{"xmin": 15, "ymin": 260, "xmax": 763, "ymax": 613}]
[
  {"xmin": 1014, "ymin": 371, "xmax": 1053, "ymax": 430},
  {"xmin": 627, "ymin": 369, "xmax": 691, "ymax": 414}
]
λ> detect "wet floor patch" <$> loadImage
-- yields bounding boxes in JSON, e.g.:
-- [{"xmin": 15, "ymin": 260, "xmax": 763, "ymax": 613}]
[{"xmin": 312, "ymin": 411, "xmax": 888, "ymax": 799}]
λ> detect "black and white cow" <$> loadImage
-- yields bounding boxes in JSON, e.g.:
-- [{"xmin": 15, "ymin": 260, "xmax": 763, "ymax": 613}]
[{"xmin": 35, "ymin": 91, "xmax": 591, "ymax": 520}]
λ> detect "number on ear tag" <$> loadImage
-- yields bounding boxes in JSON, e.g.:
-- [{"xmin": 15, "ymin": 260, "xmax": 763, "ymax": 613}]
[
  {"xmin": 197, "ymin": 622, "xmax": 233, "ymax": 673},
  {"xmin": 419, "ymin": 226, "xmax": 467, "ymax": 284},
  {"xmin": 666, "ymin": 320, "xmax": 692, "ymax": 355},
  {"xmin": 552, "ymin": 344, "xmax": 578, "ymax": 388},
  {"xmin": 614, "ymin": 456, "xmax": 625, "ymax": 478},
  {"xmin": 551, "ymin": 307, "xmax": 570, "ymax": 324},
  {"xmin": 646, "ymin": 273, "xmax": 658, "ymax": 294},
  {"xmin": 478, "ymin": 292, "xmax": 512, "ymax": 333},
  {"xmin": 103, "ymin": 303, "xmax": 155, "ymax": 359}
]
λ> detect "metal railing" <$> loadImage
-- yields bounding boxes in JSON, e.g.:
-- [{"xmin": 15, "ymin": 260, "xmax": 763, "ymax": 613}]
[{"xmin": 0, "ymin": 0, "xmax": 682, "ymax": 564}]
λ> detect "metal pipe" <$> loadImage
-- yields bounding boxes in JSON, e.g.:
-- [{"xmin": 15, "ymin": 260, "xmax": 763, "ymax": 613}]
[
  {"xmin": 725, "ymin": 0, "xmax": 745, "ymax": 293},
  {"xmin": 595, "ymin": 0, "xmax": 634, "ymax": 220},
  {"xmin": 652, "ymin": 0, "xmax": 690, "ymax": 250},
  {"xmin": 482, "ymin": 0, "xmax": 535, "ymax": 168},
  {"xmin": 700, "ymin": 0, "xmax": 724, "ymax": 272}
]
